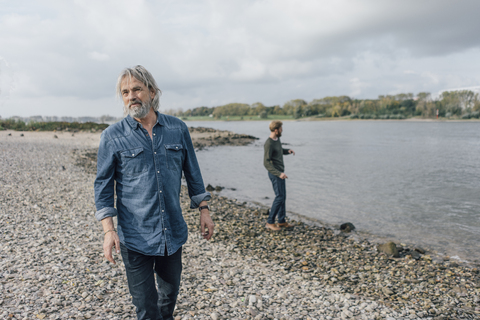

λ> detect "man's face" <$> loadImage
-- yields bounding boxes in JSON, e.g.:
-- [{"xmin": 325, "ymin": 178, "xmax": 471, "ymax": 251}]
[
  {"xmin": 121, "ymin": 76, "xmax": 155, "ymax": 119},
  {"xmin": 275, "ymin": 126, "xmax": 283, "ymax": 137}
]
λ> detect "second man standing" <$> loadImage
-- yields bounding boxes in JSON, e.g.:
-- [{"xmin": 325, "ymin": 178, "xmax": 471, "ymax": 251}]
[{"xmin": 263, "ymin": 120, "xmax": 295, "ymax": 231}]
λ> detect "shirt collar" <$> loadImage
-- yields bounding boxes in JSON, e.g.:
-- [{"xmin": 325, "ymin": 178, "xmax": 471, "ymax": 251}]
[
  {"xmin": 125, "ymin": 114, "xmax": 140, "ymax": 129},
  {"xmin": 155, "ymin": 111, "xmax": 165, "ymax": 126},
  {"xmin": 125, "ymin": 111, "xmax": 165, "ymax": 129}
]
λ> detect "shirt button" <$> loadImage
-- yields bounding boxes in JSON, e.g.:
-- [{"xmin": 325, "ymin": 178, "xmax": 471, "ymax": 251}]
[
  {"xmin": 132, "ymin": 154, "xmax": 134, "ymax": 156},
  {"xmin": 162, "ymin": 210, "xmax": 164, "ymax": 212},
  {"xmin": 159, "ymin": 190, "xmax": 162, "ymax": 193},
  {"xmin": 164, "ymin": 228, "xmax": 167, "ymax": 231},
  {"xmin": 176, "ymin": 147, "xmax": 178, "ymax": 149},
  {"xmin": 157, "ymin": 171, "xmax": 160, "ymax": 173},
  {"xmin": 154, "ymin": 152, "xmax": 156, "ymax": 154},
  {"xmin": 153, "ymin": 133, "xmax": 156, "ymax": 136}
]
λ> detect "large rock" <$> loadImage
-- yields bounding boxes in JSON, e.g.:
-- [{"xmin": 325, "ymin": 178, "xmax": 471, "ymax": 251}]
[
  {"xmin": 340, "ymin": 222, "xmax": 355, "ymax": 233},
  {"xmin": 377, "ymin": 242, "xmax": 399, "ymax": 257}
]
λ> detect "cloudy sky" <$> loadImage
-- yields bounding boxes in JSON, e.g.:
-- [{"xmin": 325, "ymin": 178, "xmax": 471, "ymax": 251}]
[{"xmin": 1, "ymin": 0, "xmax": 479, "ymax": 118}]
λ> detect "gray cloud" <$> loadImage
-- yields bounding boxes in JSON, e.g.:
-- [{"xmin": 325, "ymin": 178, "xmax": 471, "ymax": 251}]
[{"xmin": 0, "ymin": 0, "xmax": 479, "ymax": 117}]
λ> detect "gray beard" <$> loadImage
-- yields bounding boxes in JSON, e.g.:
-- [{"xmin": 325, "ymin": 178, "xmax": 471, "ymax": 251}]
[{"xmin": 124, "ymin": 100, "xmax": 151, "ymax": 119}]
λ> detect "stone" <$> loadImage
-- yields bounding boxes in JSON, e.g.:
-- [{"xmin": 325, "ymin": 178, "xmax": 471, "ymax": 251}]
[
  {"xmin": 410, "ymin": 250, "xmax": 421, "ymax": 260},
  {"xmin": 377, "ymin": 242, "xmax": 399, "ymax": 257},
  {"xmin": 415, "ymin": 247, "xmax": 426, "ymax": 254},
  {"xmin": 382, "ymin": 287, "xmax": 394, "ymax": 296},
  {"xmin": 340, "ymin": 222, "xmax": 355, "ymax": 232},
  {"xmin": 247, "ymin": 308, "xmax": 259, "ymax": 316}
]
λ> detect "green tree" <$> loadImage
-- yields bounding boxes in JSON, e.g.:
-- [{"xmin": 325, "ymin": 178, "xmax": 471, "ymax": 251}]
[
  {"xmin": 272, "ymin": 105, "xmax": 284, "ymax": 115},
  {"xmin": 303, "ymin": 105, "xmax": 313, "ymax": 117},
  {"xmin": 284, "ymin": 99, "xmax": 307, "ymax": 118},
  {"xmin": 212, "ymin": 103, "xmax": 250, "ymax": 117},
  {"xmin": 251, "ymin": 102, "xmax": 266, "ymax": 116},
  {"xmin": 417, "ymin": 92, "xmax": 431, "ymax": 101},
  {"xmin": 400, "ymin": 99, "xmax": 416, "ymax": 114},
  {"xmin": 359, "ymin": 100, "xmax": 379, "ymax": 114},
  {"xmin": 394, "ymin": 93, "xmax": 414, "ymax": 101},
  {"xmin": 293, "ymin": 105, "xmax": 302, "ymax": 119},
  {"xmin": 438, "ymin": 91, "xmax": 478, "ymax": 116},
  {"xmin": 309, "ymin": 96, "xmax": 352, "ymax": 117}
]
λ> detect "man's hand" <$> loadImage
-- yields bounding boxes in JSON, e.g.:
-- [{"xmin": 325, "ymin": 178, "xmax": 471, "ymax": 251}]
[
  {"xmin": 103, "ymin": 231, "xmax": 120, "ymax": 264},
  {"xmin": 200, "ymin": 209, "xmax": 215, "ymax": 240},
  {"xmin": 279, "ymin": 172, "xmax": 288, "ymax": 179},
  {"xmin": 288, "ymin": 149, "xmax": 295, "ymax": 156},
  {"xmin": 101, "ymin": 217, "xmax": 120, "ymax": 264}
]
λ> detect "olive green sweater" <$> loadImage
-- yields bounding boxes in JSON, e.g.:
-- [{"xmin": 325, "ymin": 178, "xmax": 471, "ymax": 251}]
[{"xmin": 263, "ymin": 137, "xmax": 290, "ymax": 177}]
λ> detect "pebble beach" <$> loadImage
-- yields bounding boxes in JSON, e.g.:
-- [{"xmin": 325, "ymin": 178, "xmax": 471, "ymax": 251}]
[{"xmin": 1, "ymin": 129, "xmax": 479, "ymax": 320}]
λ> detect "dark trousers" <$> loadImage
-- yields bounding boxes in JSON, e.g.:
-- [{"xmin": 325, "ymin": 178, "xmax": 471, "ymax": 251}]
[
  {"xmin": 120, "ymin": 243, "xmax": 182, "ymax": 320},
  {"xmin": 268, "ymin": 172, "xmax": 286, "ymax": 224}
]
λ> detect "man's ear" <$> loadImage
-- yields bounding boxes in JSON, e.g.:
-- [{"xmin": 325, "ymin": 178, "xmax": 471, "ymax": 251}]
[{"xmin": 150, "ymin": 88, "xmax": 156, "ymax": 100}]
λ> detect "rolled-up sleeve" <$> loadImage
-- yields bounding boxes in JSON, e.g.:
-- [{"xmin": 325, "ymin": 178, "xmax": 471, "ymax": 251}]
[
  {"xmin": 181, "ymin": 125, "xmax": 211, "ymax": 209},
  {"xmin": 94, "ymin": 131, "xmax": 117, "ymax": 221},
  {"xmin": 190, "ymin": 192, "xmax": 212, "ymax": 209}
]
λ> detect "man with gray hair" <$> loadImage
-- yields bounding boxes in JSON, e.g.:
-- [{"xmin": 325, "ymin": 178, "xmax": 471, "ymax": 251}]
[{"xmin": 94, "ymin": 65, "xmax": 214, "ymax": 319}]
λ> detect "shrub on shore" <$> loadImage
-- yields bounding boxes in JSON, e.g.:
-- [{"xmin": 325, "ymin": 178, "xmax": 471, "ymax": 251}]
[
  {"xmin": 350, "ymin": 113, "xmax": 405, "ymax": 120},
  {"xmin": 0, "ymin": 119, "xmax": 109, "ymax": 132},
  {"xmin": 461, "ymin": 111, "xmax": 480, "ymax": 119}
]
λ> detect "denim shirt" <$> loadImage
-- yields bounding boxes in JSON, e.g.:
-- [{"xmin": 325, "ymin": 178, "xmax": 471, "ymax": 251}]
[{"xmin": 94, "ymin": 112, "xmax": 211, "ymax": 256}]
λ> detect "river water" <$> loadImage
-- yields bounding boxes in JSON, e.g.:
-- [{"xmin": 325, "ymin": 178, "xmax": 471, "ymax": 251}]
[{"xmin": 186, "ymin": 120, "xmax": 480, "ymax": 263}]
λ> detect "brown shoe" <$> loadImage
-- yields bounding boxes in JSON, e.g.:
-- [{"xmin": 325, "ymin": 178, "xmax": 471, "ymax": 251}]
[
  {"xmin": 277, "ymin": 222, "xmax": 294, "ymax": 229},
  {"xmin": 265, "ymin": 223, "xmax": 281, "ymax": 231}
]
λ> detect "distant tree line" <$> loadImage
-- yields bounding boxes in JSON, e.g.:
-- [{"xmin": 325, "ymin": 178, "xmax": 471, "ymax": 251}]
[
  {"xmin": 0, "ymin": 119, "xmax": 108, "ymax": 131},
  {"xmin": 164, "ymin": 90, "xmax": 480, "ymax": 120}
]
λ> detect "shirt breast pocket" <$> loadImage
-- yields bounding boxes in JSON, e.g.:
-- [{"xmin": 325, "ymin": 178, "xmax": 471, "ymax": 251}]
[
  {"xmin": 120, "ymin": 147, "xmax": 147, "ymax": 176},
  {"xmin": 165, "ymin": 144, "xmax": 183, "ymax": 171}
]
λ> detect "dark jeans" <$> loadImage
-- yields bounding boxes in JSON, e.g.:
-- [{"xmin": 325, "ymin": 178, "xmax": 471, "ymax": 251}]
[
  {"xmin": 268, "ymin": 172, "xmax": 286, "ymax": 224},
  {"xmin": 120, "ymin": 243, "xmax": 182, "ymax": 320}
]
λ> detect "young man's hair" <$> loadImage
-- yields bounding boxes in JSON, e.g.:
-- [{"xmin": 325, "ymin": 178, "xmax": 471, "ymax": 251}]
[
  {"xmin": 269, "ymin": 120, "xmax": 283, "ymax": 132},
  {"xmin": 116, "ymin": 65, "xmax": 162, "ymax": 111}
]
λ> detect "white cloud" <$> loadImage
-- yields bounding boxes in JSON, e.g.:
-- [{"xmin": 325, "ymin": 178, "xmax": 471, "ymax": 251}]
[
  {"xmin": 0, "ymin": 56, "xmax": 16, "ymax": 107},
  {"xmin": 88, "ymin": 51, "xmax": 110, "ymax": 61},
  {"xmin": 349, "ymin": 78, "xmax": 371, "ymax": 97}
]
